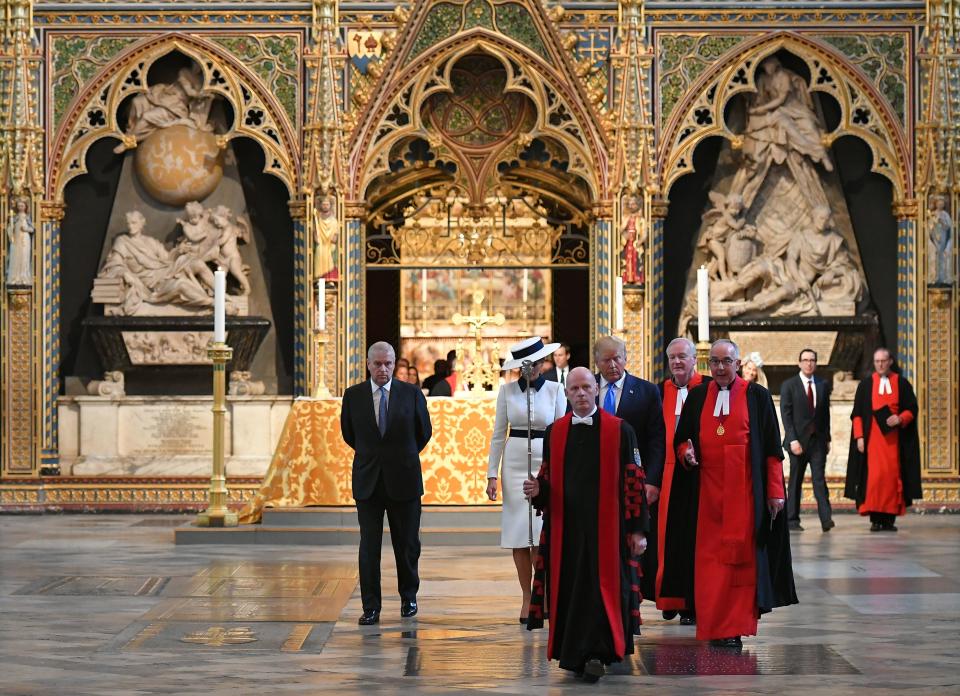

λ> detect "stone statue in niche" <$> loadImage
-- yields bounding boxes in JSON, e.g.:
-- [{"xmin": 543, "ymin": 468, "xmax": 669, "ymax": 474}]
[
  {"xmin": 115, "ymin": 65, "xmax": 214, "ymax": 154},
  {"xmin": 209, "ymin": 204, "xmax": 252, "ymax": 295},
  {"xmin": 680, "ymin": 56, "xmax": 867, "ymax": 328},
  {"xmin": 927, "ymin": 194, "xmax": 954, "ymax": 285},
  {"xmin": 313, "ymin": 195, "xmax": 339, "ymax": 281},
  {"xmin": 93, "ymin": 205, "xmax": 251, "ymax": 316},
  {"xmin": 620, "ymin": 196, "xmax": 645, "ymax": 285},
  {"xmin": 698, "ymin": 192, "xmax": 752, "ymax": 282},
  {"xmin": 728, "ymin": 55, "xmax": 834, "ymax": 211},
  {"xmin": 5, "ymin": 198, "xmax": 34, "ymax": 286}
]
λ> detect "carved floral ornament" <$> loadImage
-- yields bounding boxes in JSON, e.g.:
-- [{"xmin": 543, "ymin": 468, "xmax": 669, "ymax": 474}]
[
  {"xmin": 352, "ymin": 39, "xmax": 603, "ymax": 208},
  {"xmin": 49, "ymin": 35, "xmax": 300, "ymax": 201},
  {"xmin": 658, "ymin": 33, "xmax": 910, "ymax": 202}
]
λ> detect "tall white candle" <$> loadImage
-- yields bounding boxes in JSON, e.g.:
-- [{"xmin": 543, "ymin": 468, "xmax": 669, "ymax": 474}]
[
  {"xmin": 317, "ymin": 280, "xmax": 325, "ymax": 330},
  {"xmin": 214, "ymin": 269, "xmax": 226, "ymax": 343},
  {"xmin": 697, "ymin": 265, "xmax": 709, "ymax": 343},
  {"xmin": 614, "ymin": 276, "xmax": 624, "ymax": 331},
  {"xmin": 420, "ymin": 269, "xmax": 427, "ymax": 304},
  {"xmin": 522, "ymin": 269, "xmax": 529, "ymax": 302}
]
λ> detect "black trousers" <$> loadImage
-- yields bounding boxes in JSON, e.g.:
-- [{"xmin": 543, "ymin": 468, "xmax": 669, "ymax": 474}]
[
  {"xmin": 356, "ymin": 475, "xmax": 421, "ymax": 612},
  {"xmin": 787, "ymin": 435, "xmax": 833, "ymax": 527}
]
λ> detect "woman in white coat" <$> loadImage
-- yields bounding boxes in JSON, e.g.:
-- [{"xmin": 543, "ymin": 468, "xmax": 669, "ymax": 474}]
[{"xmin": 486, "ymin": 337, "xmax": 567, "ymax": 623}]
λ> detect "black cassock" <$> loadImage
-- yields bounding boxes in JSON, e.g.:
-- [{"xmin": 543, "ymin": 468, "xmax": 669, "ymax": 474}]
[{"xmin": 527, "ymin": 411, "xmax": 648, "ymax": 672}]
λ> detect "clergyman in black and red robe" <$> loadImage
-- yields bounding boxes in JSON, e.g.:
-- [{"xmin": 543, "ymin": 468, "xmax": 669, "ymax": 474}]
[{"xmin": 525, "ymin": 405, "xmax": 648, "ymax": 681}]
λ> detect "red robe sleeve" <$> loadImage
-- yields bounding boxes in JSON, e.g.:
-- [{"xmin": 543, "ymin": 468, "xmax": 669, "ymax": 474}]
[
  {"xmin": 852, "ymin": 416, "xmax": 864, "ymax": 439},
  {"xmin": 766, "ymin": 457, "xmax": 785, "ymax": 499}
]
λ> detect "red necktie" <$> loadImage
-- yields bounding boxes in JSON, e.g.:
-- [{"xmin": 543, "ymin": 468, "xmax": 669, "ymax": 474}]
[{"xmin": 806, "ymin": 380, "xmax": 814, "ymax": 411}]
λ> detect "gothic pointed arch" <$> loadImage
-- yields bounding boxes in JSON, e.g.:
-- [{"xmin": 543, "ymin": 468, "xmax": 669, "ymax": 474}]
[
  {"xmin": 348, "ymin": 0, "xmax": 610, "ymax": 210},
  {"xmin": 657, "ymin": 32, "xmax": 910, "ymax": 202},
  {"xmin": 49, "ymin": 33, "xmax": 301, "ymax": 201}
]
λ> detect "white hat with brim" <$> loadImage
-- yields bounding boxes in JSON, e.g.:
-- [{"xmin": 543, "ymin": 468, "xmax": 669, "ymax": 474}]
[{"xmin": 501, "ymin": 337, "xmax": 561, "ymax": 371}]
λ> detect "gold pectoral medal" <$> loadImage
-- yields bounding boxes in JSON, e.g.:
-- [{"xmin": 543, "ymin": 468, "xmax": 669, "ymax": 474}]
[{"xmin": 716, "ymin": 424, "xmax": 725, "ymax": 436}]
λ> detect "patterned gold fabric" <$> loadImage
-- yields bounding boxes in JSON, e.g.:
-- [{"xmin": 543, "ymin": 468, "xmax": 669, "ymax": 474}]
[{"xmin": 239, "ymin": 397, "xmax": 498, "ymax": 523}]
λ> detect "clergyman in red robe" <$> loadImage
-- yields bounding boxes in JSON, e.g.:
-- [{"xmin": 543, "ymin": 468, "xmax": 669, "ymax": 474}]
[
  {"xmin": 661, "ymin": 339, "xmax": 797, "ymax": 648},
  {"xmin": 844, "ymin": 347, "xmax": 922, "ymax": 531},
  {"xmin": 656, "ymin": 336, "xmax": 710, "ymax": 625}
]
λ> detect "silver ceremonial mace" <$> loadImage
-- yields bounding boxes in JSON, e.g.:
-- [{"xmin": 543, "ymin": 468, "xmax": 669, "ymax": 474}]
[{"xmin": 520, "ymin": 359, "xmax": 536, "ymax": 548}]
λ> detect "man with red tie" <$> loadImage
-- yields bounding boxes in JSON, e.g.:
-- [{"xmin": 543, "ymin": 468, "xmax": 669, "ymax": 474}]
[
  {"xmin": 780, "ymin": 348, "xmax": 834, "ymax": 532},
  {"xmin": 845, "ymin": 347, "xmax": 922, "ymax": 531},
  {"xmin": 656, "ymin": 337, "xmax": 709, "ymax": 625},
  {"xmin": 660, "ymin": 339, "xmax": 797, "ymax": 648}
]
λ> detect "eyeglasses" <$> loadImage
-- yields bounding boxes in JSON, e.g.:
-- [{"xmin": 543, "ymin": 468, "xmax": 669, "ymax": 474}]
[
  {"xmin": 799, "ymin": 358, "xmax": 817, "ymax": 363},
  {"xmin": 708, "ymin": 358, "xmax": 735, "ymax": 367}
]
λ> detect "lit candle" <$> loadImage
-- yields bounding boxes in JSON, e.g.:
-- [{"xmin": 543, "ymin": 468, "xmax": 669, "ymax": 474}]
[
  {"xmin": 614, "ymin": 276, "xmax": 624, "ymax": 331},
  {"xmin": 420, "ymin": 269, "xmax": 427, "ymax": 304},
  {"xmin": 522, "ymin": 269, "xmax": 529, "ymax": 302},
  {"xmin": 214, "ymin": 269, "xmax": 226, "ymax": 343},
  {"xmin": 697, "ymin": 265, "xmax": 709, "ymax": 343},
  {"xmin": 317, "ymin": 280, "xmax": 325, "ymax": 331}
]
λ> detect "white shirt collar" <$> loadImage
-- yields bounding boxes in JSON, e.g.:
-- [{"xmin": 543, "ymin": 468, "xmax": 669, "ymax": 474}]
[
  {"xmin": 878, "ymin": 375, "xmax": 892, "ymax": 395},
  {"xmin": 370, "ymin": 379, "xmax": 392, "ymax": 393},
  {"xmin": 799, "ymin": 372, "xmax": 814, "ymax": 384}
]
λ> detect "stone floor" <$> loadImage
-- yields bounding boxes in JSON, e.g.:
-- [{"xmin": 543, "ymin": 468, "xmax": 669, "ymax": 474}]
[{"xmin": 1, "ymin": 513, "xmax": 958, "ymax": 695}]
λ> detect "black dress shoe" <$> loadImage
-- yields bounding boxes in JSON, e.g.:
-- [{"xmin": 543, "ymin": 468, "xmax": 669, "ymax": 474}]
[
  {"xmin": 679, "ymin": 615, "xmax": 696, "ymax": 626},
  {"xmin": 662, "ymin": 610, "xmax": 679, "ymax": 620},
  {"xmin": 822, "ymin": 520, "xmax": 836, "ymax": 532},
  {"xmin": 401, "ymin": 600, "xmax": 418, "ymax": 618},
  {"xmin": 870, "ymin": 522, "xmax": 882, "ymax": 532},
  {"xmin": 582, "ymin": 658, "xmax": 605, "ymax": 683},
  {"xmin": 519, "ymin": 617, "xmax": 528, "ymax": 625},
  {"xmin": 788, "ymin": 522, "xmax": 804, "ymax": 531},
  {"xmin": 709, "ymin": 636, "xmax": 742, "ymax": 648},
  {"xmin": 881, "ymin": 523, "xmax": 898, "ymax": 532},
  {"xmin": 358, "ymin": 609, "xmax": 380, "ymax": 625}
]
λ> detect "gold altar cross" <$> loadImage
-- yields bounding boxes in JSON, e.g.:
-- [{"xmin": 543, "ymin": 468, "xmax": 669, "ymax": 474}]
[{"xmin": 452, "ymin": 290, "xmax": 505, "ymax": 392}]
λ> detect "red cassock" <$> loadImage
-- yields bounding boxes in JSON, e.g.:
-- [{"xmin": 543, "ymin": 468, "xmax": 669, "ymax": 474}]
[
  {"xmin": 655, "ymin": 372, "xmax": 706, "ymax": 611},
  {"xmin": 677, "ymin": 378, "xmax": 784, "ymax": 640},
  {"xmin": 852, "ymin": 373, "xmax": 912, "ymax": 517}
]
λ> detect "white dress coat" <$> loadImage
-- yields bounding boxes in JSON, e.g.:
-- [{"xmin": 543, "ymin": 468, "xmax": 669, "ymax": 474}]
[{"xmin": 487, "ymin": 379, "xmax": 567, "ymax": 548}]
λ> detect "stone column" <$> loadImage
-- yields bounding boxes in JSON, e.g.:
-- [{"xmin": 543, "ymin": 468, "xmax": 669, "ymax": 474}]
[
  {"xmin": 893, "ymin": 199, "xmax": 919, "ymax": 383},
  {"xmin": 591, "ymin": 208, "xmax": 615, "ymax": 345},
  {"xmin": 649, "ymin": 198, "xmax": 668, "ymax": 382},
  {"xmin": 40, "ymin": 201, "xmax": 64, "ymax": 474},
  {"xmin": 343, "ymin": 203, "xmax": 366, "ymax": 386},
  {"xmin": 289, "ymin": 198, "xmax": 310, "ymax": 396}
]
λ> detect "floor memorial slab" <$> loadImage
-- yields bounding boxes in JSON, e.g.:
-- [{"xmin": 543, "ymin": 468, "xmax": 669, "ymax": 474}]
[{"xmin": 1, "ymin": 514, "xmax": 958, "ymax": 694}]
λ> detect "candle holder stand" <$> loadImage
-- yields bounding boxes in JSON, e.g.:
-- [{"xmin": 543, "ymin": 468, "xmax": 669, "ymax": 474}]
[
  {"xmin": 195, "ymin": 342, "xmax": 238, "ymax": 527},
  {"xmin": 313, "ymin": 331, "xmax": 332, "ymax": 398},
  {"xmin": 696, "ymin": 340, "xmax": 711, "ymax": 376}
]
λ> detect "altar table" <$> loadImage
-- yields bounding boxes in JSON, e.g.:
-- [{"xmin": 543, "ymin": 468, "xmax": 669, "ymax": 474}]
[{"xmin": 239, "ymin": 397, "xmax": 498, "ymax": 523}]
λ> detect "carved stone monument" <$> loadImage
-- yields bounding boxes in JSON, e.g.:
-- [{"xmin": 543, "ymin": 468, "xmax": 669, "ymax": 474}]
[{"xmin": 681, "ymin": 55, "xmax": 876, "ymax": 387}]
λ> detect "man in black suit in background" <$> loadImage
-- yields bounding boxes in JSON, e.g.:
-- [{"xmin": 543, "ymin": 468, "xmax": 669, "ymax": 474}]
[
  {"xmin": 780, "ymin": 348, "xmax": 834, "ymax": 532},
  {"xmin": 594, "ymin": 336, "xmax": 665, "ymax": 604},
  {"xmin": 543, "ymin": 343, "xmax": 572, "ymax": 385},
  {"xmin": 341, "ymin": 341, "xmax": 433, "ymax": 625}
]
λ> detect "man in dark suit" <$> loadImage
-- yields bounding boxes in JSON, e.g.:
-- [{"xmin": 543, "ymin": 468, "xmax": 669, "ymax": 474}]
[
  {"xmin": 341, "ymin": 341, "xmax": 433, "ymax": 625},
  {"xmin": 780, "ymin": 348, "xmax": 834, "ymax": 532},
  {"xmin": 594, "ymin": 335, "xmax": 665, "ymax": 603},
  {"xmin": 543, "ymin": 343, "xmax": 572, "ymax": 385}
]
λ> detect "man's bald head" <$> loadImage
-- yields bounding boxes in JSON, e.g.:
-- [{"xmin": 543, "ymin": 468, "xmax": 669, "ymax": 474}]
[{"xmin": 566, "ymin": 366, "xmax": 599, "ymax": 416}]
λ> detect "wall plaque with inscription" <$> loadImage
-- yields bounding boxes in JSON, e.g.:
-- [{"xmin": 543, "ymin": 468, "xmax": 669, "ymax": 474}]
[{"xmin": 119, "ymin": 404, "xmax": 222, "ymax": 456}]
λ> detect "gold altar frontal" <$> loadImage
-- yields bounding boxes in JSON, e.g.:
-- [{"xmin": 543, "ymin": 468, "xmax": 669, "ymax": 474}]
[{"xmin": 239, "ymin": 397, "xmax": 498, "ymax": 523}]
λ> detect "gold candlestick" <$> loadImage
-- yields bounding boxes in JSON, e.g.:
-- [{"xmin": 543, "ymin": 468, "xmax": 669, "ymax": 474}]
[
  {"xmin": 313, "ymin": 330, "xmax": 332, "ymax": 398},
  {"xmin": 696, "ymin": 340, "xmax": 711, "ymax": 376},
  {"xmin": 196, "ymin": 342, "xmax": 238, "ymax": 527}
]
